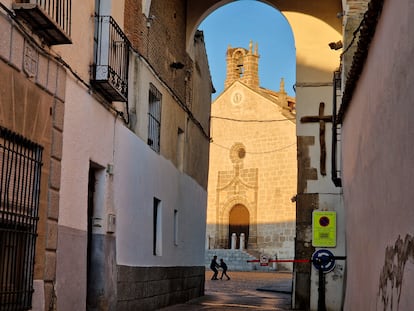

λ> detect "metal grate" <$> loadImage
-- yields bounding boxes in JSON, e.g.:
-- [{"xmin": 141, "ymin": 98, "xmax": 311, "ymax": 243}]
[
  {"xmin": 148, "ymin": 83, "xmax": 162, "ymax": 153},
  {"xmin": 0, "ymin": 127, "xmax": 43, "ymax": 311},
  {"xmin": 331, "ymin": 70, "xmax": 342, "ymax": 187}
]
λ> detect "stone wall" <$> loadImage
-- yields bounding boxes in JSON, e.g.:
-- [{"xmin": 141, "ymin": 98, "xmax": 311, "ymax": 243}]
[
  {"xmin": 207, "ymin": 80, "xmax": 297, "ymax": 269},
  {"xmin": 0, "ymin": 8, "xmax": 66, "ymax": 310},
  {"xmin": 116, "ymin": 266, "xmax": 205, "ymax": 310}
]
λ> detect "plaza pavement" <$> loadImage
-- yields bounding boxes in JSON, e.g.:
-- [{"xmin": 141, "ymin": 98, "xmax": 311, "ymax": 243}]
[{"xmin": 159, "ymin": 270, "xmax": 296, "ymax": 310}]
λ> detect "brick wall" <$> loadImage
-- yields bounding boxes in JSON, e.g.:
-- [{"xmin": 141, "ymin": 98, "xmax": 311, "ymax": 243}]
[{"xmin": 124, "ymin": 0, "xmax": 189, "ymax": 103}]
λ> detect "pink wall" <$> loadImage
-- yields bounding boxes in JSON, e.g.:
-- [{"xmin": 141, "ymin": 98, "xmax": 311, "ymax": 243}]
[{"xmin": 342, "ymin": 0, "xmax": 414, "ymax": 309}]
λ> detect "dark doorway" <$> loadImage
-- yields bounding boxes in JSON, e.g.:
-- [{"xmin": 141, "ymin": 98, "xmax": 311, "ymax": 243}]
[
  {"xmin": 228, "ymin": 204, "xmax": 249, "ymax": 249},
  {"xmin": 87, "ymin": 164, "xmax": 106, "ymax": 310},
  {"xmin": 86, "ymin": 165, "xmax": 96, "ymax": 310}
]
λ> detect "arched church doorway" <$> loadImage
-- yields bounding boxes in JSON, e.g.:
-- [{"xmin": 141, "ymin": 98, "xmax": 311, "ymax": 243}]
[{"xmin": 229, "ymin": 204, "xmax": 249, "ymax": 249}]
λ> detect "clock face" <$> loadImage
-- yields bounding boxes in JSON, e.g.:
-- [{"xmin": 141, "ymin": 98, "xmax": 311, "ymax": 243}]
[{"xmin": 232, "ymin": 92, "xmax": 243, "ymax": 105}]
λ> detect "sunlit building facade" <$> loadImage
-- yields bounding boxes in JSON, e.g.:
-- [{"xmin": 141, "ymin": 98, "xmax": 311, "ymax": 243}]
[{"xmin": 206, "ymin": 43, "xmax": 297, "ymax": 270}]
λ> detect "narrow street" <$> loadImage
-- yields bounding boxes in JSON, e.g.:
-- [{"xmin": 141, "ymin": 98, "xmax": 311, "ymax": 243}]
[{"xmin": 160, "ymin": 271, "xmax": 296, "ymax": 310}]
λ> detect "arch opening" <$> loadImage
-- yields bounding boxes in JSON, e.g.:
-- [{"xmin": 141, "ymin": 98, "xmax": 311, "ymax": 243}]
[{"xmin": 228, "ymin": 204, "xmax": 250, "ymax": 249}]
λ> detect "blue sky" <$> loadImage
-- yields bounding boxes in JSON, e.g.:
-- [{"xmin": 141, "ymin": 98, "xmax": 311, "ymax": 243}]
[{"xmin": 199, "ymin": 1, "xmax": 296, "ymax": 100}]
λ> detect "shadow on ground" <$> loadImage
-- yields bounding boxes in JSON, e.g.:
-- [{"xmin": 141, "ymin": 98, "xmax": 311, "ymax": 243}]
[{"xmin": 160, "ymin": 271, "xmax": 295, "ymax": 310}]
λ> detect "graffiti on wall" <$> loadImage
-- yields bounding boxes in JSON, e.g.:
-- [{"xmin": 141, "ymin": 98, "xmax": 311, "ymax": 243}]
[{"xmin": 377, "ymin": 234, "xmax": 414, "ymax": 311}]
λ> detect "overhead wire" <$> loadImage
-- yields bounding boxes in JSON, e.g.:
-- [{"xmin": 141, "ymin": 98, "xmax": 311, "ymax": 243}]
[
  {"xmin": 210, "ymin": 116, "xmax": 296, "ymax": 123},
  {"xmin": 211, "ymin": 141, "xmax": 296, "ymax": 155}
]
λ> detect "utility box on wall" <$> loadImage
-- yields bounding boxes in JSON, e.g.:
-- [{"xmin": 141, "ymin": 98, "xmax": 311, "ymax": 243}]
[{"xmin": 107, "ymin": 214, "xmax": 116, "ymax": 233}]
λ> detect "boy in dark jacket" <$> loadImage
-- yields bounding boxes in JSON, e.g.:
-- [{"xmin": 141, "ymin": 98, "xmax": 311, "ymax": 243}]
[
  {"xmin": 219, "ymin": 258, "xmax": 230, "ymax": 280},
  {"xmin": 210, "ymin": 255, "xmax": 220, "ymax": 280}
]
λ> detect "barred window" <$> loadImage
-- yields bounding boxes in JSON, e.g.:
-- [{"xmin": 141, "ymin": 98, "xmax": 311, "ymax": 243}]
[
  {"xmin": 0, "ymin": 127, "xmax": 43, "ymax": 311},
  {"xmin": 331, "ymin": 70, "xmax": 342, "ymax": 187},
  {"xmin": 148, "ymin": 83, "xmax": 162, "ymax": 153}
]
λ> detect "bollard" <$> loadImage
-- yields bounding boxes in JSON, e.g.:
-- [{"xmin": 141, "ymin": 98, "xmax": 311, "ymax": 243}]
[
  {"xmin": 231, "ymin": 233, "xmax": 237, "ymax": 250},
  {"xmin": 318, "ymin": 267, "xmax": 326, "ymax": 311},
  {"xmin": 273, "ymin": 254, "xmax": 278, "ymax": 271},
  {"xmin": 240, "ymin": 233, "xmax": 245, "ymax": 250}
]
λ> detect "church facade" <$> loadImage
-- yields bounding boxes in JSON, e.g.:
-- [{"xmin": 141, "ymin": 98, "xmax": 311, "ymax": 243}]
[{"xmin": 206, "ymin": 43, "xmax": 297, "ymax": 269}]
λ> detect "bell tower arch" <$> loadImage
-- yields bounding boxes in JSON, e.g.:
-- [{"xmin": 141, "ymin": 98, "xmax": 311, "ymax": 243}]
[{"xmin": 224, "ymin": 41, "xmax": 260, "ymax": 89}]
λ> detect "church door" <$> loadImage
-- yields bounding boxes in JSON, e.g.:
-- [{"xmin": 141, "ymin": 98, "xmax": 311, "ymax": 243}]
[{"xmin": 228, "ymin": 204, "xmax": 249, "ymax": 249}]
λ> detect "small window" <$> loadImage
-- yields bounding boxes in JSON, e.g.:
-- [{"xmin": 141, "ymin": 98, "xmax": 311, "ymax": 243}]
[
  {"xmin": 176, "ymin": 128, "xmax": 184, "ymax": 171},
  {"xmin": 148, "ymin": 83, "xmax": 162, "ymax": 153},
  {"xmin": 173, "ymin": 209, "xmax": 179, "ymax": 246},
  {"xmin": 153, "ymin": 198, "xmax": 162, "ymax": 256}
]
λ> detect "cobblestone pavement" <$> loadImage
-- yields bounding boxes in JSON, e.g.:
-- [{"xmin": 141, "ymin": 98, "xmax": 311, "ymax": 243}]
[{"xmin": 159, "ymin": 271, "xmax": 295, "ymax": 310}]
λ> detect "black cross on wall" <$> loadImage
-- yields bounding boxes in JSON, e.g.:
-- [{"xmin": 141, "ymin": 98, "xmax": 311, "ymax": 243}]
[{"xmin": 300, "ymin": 102, "xmax": 332, "ymax": 176}]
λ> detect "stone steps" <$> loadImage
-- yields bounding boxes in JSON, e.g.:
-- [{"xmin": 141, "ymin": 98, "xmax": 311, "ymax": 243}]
[{"xmin": 205, "ymin": 249, "xmax": 278, "ymax": 272}]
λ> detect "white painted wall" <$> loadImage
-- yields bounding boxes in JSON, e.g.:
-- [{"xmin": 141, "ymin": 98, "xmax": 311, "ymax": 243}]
[
  {"xmin": 59, "ymin": 78, "xmax": 116, "ymax": 231},
  {"xmin": 60, "ymin": 58, "xmax": 207, "ymax": 268},
  {"xmin": 2, "ymin": 0, "xmax": 12, "ymax": 8},
  {"xmin": 114, "ymin": 124, "xmax": 207, "ymax": 266},
  {"xmin": 57, "ymin": 63, "xmax": 207, "ymax": 310}
]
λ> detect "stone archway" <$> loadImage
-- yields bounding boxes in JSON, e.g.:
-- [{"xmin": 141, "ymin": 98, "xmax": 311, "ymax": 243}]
[
  {"xmin": 228, "ymin": 204, "xmax": 250, "ymax": 249},
  {"xmin": 188, "ymin": 1, "xmax": 346, "ymax": 309}
]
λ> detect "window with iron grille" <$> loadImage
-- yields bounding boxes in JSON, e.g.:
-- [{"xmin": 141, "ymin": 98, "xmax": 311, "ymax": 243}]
[
  {"xmin": 331, "ymin": 70, "xmax": 342, "ymax": 187},
  {"xmin": 148, "ymin": 83, "xmax": 162, "ymax": 153},
  {"xmin": 0, "ymin": 127, "xmax": 43, "ymax": 311}
]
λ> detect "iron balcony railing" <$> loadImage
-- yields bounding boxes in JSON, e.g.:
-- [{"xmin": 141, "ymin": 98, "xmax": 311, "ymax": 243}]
[
  {"xmin": 13, "ymin": 0, "xmax": 72, "ymax": 45},
  {"xmin": 91, "ymin": 15, "xmax": 130, "ymax": 102}
]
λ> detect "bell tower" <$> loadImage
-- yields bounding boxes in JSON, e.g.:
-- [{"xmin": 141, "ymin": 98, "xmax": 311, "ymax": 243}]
[{"xmin": 224, "ymin": 41, "xmax": 260, "ymax": 89}]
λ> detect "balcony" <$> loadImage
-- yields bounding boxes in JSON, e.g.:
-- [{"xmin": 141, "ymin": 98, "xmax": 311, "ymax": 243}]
[
  {"xmin": 91, "ymin": 16, "xmax": 130, "ymax": 102},
  {"xmin": 13, "ymin": 0, "xmax": 72, "ymax": 45}
]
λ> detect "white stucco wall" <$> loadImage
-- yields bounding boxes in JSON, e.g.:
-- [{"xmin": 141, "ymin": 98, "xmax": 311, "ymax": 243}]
[
  {"xmin": 114, "ymin": 124, "xmax": 207, "ymax": 266},
  {"xmin": 59, "ymin": 78, "xmax": 116, "ymax": 231},
  {"xmin": 59, "ymin": 76, "xmax": 207, "ymax": 263},
  {"xmin": 57, "ymin": 65, "xmax": 207, "ymax": 311},
  {"xmin": 342, "ymin": 0, "xmax": 414, "ymax": 309}
]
